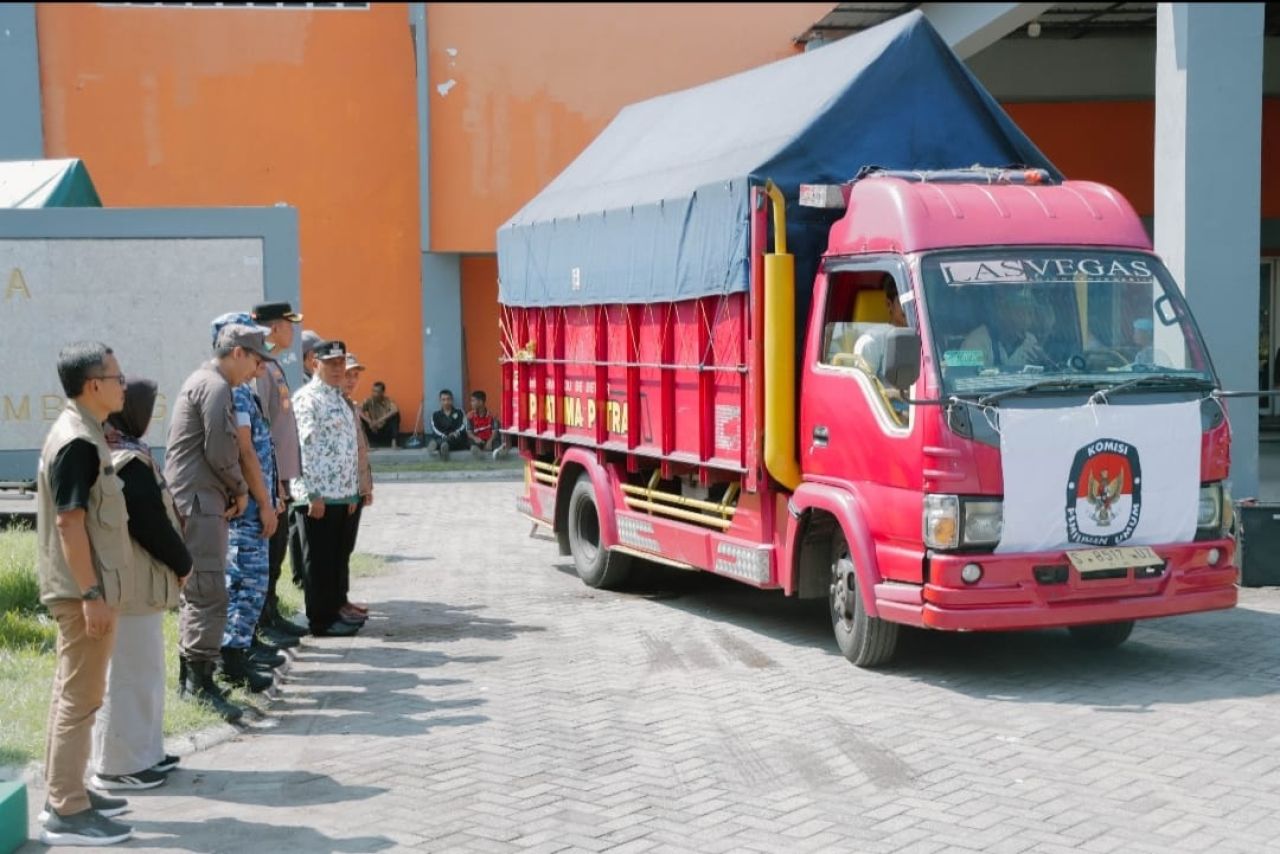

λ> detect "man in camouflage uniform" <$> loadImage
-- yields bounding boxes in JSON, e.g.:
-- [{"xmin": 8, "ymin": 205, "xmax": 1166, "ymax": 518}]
[{"xmin": 211, "ymin": 313, "xmax": 279, "ymax": 693}]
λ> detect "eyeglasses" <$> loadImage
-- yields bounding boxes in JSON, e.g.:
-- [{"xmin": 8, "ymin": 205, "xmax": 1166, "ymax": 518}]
[{"xmin": 88, "ymin": 373, "xmax": 127, "ymax": 386}]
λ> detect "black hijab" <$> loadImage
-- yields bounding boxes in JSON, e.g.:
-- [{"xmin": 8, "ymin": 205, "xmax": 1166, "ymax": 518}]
[{"xmin": 106, "ymin": 377, "xmax": 159, "ymax": 446}]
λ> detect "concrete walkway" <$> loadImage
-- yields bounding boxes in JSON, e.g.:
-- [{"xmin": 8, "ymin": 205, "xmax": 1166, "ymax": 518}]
[{"xmin": 19, "ymin": 481, "xmax": 1280, "ymax": 853}]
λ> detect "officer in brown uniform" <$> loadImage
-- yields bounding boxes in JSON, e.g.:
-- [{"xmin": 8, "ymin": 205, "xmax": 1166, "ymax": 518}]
[
  {"xmin": 164, "ymin": 324, "xmax": 275, "ymax": 722},
  {"xmin": 36, "ymin": 342, "xmax": 135, "ymax": 846},
  {"xmin": 250, "ymin": 301, "xmax": 307, "ymax": 645}
]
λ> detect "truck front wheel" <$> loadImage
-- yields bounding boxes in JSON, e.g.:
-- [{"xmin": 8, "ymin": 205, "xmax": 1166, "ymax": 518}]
[
  {"xmin": 1068, "ymin": 620, "xmax": 1135, "ymax": 650},
  {"xmin": 566, "ymin": 474, "xmax": 631, "ymax": 590},
  {"xmin": 829, "ymin": 529, "xmax": 899, "ymax": 668}
]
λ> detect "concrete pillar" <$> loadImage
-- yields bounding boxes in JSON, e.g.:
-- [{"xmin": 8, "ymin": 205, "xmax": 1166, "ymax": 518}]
[
  {"xmin": 421, "ymin": 251, "xmax": 464, "ymax": 428},
  {"xmin": 0, "ymin": 3, "xmax": 44, "ymax": 158},
  {"xmin": 919, "ymin": 2, "xmax": 1055, "ymax": 60},
  {"xmin": 1155, "ymin": 3, "xmax": 1264, "ymax": 498},
  {"xmin": 411, "ymin": 3, "xmax": 465, "ymax": 422}
]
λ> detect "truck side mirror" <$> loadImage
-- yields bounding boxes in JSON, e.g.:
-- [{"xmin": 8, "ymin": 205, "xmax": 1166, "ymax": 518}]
[{"xmin": 881, "ymin": 328, "xmax": 921, "ymax": 391}]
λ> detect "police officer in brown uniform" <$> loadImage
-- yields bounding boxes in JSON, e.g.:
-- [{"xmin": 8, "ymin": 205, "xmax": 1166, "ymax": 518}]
[
  {"xmin": 36, "ymin": 342, "xmax": 135, "ymax": 846},
  {"xmin": 164, "ymin": 324, "xmax": 275, "ymax": 722},
  {"xmin": 249, "ymin": 301, "xmax": 308, "ymax": 645}
]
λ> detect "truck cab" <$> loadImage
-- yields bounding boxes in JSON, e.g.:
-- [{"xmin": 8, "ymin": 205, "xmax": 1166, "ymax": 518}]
[{"xmin": 789, "ymin": 169, "xmax": 1237, "ymax": 664}]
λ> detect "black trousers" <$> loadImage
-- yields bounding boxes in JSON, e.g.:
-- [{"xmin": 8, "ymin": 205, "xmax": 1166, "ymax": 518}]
[
  {"xmin": 294, "ymin": 504, "xmax": 349, "ymax": 631},
  {"xmin": 364, "ymin": 415, "xmax": 400, "ymax": 447},
  {"xmin": 288, "ymin": 505, "xmax": 307, "ymax": 592},
  {"xmin": 258, "ymin": 505, "xmax": 290, "ymax": 629},
  {"xmin": 340, "ymin": 503, "xmax": 363, "ymax": 602}
]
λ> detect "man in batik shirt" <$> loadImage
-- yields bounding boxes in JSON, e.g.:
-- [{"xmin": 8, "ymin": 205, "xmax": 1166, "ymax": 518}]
[{"xmin": 290, "ymin": 340, "xmax": 361, "ymax": 637}]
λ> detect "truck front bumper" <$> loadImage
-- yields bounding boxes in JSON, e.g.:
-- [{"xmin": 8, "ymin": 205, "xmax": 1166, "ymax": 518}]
[{"xmin": 914, "ymin": 540, "xmax": 1238, "ymax": 631}]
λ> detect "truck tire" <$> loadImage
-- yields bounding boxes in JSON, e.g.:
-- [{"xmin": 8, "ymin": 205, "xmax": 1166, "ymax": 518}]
[
  {"xmin": 566, "ymin": 474, "xmax": 631, "ymax": 589},
  {"xmin": 829, "ymin": 528, "xmax": 898, "ymax": 668},
  {"xmin": 1068, "ymin": 620, "xmax": 1134, "ymax": 650}
]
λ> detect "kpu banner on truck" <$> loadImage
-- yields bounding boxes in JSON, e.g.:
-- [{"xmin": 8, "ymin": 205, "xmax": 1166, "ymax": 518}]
[{"xmin": 996, "ymin": 401, "xmax": 1201, "ymax": 553}]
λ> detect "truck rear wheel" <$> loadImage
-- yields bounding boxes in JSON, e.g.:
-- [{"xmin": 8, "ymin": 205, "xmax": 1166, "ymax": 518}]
[
  {"xmin": 567, "ymin": 474, "xmax": 631, "ymax": 589},
  {"xmin": 829, "ymin": 529, "xmax": 898, "ymax": 668},
  {"xmin": 1068, "ymin": 620, "xmax": 1134, "ymax": 650}
]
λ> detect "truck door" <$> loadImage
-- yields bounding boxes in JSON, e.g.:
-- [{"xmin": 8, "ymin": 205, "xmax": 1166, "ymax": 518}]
[{"xmin": 802, "ymin": 261, "xmax": 923, "ymax": 571}]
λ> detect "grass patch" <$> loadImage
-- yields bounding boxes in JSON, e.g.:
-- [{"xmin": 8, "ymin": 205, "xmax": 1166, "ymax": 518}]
[
  {"xmin": 0, "ymin": 526, "xmax": 40, "ymax": 616},
  {"xmin": 0, "ymin": 528, "xmax": 252, "ymax": 765},
  {"xmin": 0, "ymin": 645, "xmax": 55, "ymax": 766},
  {"xmin": 2, "ymin": 526, "xmax": 393, "ymax": 765},
  {"xmin": 351, "ymin": 552, "xmax": 389, "ymax": 579}
]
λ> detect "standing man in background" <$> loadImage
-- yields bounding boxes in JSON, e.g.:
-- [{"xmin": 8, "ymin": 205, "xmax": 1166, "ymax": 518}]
[
  {"xmin": 36, "ymin": 342, "xmax": 134, "ymax": 846},
  {"xmin": 300, "ymin": 330, "xmax": 322, "ymax": 383},
  {"xmin": 340, "ymin": 353, "xmax": 372, "ymax": 625},
  {"xmin": 290, "ymin": 327, "xmax": 324, "ymax": 593},
  {"xmin": 165, "ymin": 324, "xmax": 274, "ymax": 723},
  {"xmin": 251, "ymin": 302, "xmax": 308, "ymax": 646}
]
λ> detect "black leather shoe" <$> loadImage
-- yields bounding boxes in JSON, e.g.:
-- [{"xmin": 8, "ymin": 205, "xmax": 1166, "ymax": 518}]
[
  {"xmin": 271, "ymin": 612, "xmax": 310, "ymax": 637},
  {"xmin": 310, "ymin": 620, "xmax": 361, "ymax": 638},
  {"xmin": 256, "ymin": 626, "xmax": 300, "ymax": 649}
]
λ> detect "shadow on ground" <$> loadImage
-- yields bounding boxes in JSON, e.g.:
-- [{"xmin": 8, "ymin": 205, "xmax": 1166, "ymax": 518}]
[
  {"xmin": 373, "ymin": 600, "xmax": 547, "ymax": 644},
  {"xmin": 125, "ymin": 816, "xmax": 392, "ymax": 852},
  {"xmin": 567, "ymin": 559, "xmax": 1280, "ymax": 708}
]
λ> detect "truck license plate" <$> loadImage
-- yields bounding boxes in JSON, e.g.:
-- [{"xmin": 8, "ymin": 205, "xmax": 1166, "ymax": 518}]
[{"xmin": 1067, "ymin": 546, "xmax": 1163, "ymax": 574}]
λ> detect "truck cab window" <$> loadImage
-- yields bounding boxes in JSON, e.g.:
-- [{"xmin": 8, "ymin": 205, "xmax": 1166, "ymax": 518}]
[{"xmin": 820, "ymin": 270, "xmax": 910, "ymax": 422}]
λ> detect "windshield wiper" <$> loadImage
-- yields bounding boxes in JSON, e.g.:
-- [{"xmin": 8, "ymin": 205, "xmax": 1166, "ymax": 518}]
[
  {"xmin": 977, "ymin": 378, "xmax": 1101, "ymax": 406},
  {"xmin": 1089, "ymin": 374, "xmax": 1214, "ymax": 403}
]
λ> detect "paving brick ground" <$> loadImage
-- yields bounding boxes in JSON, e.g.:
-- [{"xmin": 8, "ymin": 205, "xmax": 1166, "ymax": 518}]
[{"xmin": 21, "ymin": 481, "xmax": 1280, "ymax": 852}]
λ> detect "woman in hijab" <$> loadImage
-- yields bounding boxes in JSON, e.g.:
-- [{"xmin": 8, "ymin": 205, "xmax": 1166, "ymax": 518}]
[{"xmin": 88, "ymin": 378, "xmax": 193, "ymax": 791}]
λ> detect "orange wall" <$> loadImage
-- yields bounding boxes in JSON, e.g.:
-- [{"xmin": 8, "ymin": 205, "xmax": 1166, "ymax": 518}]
[
  {"xmin": 36, "ymin": 1, "xmax": 1280, "ymax": 415},
  {"xmin": 1006, "ymin": 98, "xmax": 1280, "ymax": 218},
  {"xmin": 426, "ymin": 2, "xmax": 832, "ymax": 253},
  {"xmin": 460, "ymin": 256, "xmax": 501, "ymax": 404},
  {"xmin": 36, "ymin": 3, "xmax": 424, "ymax": 417}
]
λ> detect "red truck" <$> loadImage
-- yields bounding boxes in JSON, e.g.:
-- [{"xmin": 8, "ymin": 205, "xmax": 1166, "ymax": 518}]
[{"xmin": 496, "ymin": 12, "xmax": 1237, "ymax": 666}]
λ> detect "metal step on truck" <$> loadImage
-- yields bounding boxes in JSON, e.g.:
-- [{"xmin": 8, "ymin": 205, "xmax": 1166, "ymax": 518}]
[{"xmin": 495, "ymin": 11, "xmax": 1238, "ymax": 667}]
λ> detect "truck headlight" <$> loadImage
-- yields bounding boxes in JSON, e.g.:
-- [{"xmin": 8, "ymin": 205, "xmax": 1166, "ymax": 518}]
[
  {"xmin": 923, "ymin": 495, "xmax": 959, "ymax": 550},
  {"xmin": 924, "ymin": 495, "xmax": 1003, "ymax": 550},
  {"xmin": 962, "ymin": 500, "xmax": 1004, "ymax": 547},
  {"xmin": 1197, "ymin": 483, "xmax": 1223, "ymax": 531}
]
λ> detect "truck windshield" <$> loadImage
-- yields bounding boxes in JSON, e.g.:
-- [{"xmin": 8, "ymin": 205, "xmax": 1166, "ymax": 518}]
[{"xmin": 918, "ymin": 249, "xmax": 1215, "ymax": 398}]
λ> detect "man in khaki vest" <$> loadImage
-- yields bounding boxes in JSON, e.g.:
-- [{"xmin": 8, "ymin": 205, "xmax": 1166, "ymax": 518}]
[{"xmin": 36, "ymin": 342, "xmax": 135, "ymax": 846}]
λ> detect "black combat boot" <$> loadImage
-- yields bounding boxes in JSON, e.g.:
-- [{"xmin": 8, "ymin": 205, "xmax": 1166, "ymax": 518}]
[
  {"xmin": 248, "ymin": 637, "xmax": 287, "ymax": 668},
  {"xmin": 180, "ymin": 658, "xmax": 244, "ymax": 723},
  {"xmin": 220, "ymin": 646, "xmax": 274, "ymax": 693}
]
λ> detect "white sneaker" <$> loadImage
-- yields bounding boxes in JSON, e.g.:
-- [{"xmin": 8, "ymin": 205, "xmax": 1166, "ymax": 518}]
[{"xmin": 90, "ymin": 769, "xmax": 167, "ymax": 790}]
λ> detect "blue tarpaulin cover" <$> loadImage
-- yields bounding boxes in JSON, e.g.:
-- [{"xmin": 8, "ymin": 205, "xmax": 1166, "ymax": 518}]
[{"xmin": 497, "ymin": 11, "xmax": 1060, "ymax": 308}]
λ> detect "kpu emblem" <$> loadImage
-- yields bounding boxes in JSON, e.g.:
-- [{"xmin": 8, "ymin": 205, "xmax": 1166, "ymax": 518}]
[{"xmin": 1065, "ymin": 438, "xmax": 1142, "ymax": 546}]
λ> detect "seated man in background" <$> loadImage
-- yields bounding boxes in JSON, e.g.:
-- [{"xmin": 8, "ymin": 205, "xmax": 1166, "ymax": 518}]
[
  {"xmin": 360, "ymin": 381, "xmax": 400, "ymax": 448},
  {"xmin": 466, "ymin": 391, "xmax": 507, "ymax": 460},
  {"xmin": 428, "ymin": 389, "xmax": 469, "ymax": 461}
]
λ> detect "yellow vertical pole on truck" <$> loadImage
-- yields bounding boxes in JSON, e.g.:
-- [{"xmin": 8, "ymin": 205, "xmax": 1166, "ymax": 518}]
[{"xmin": 763, "ymin": 181, "xmax": 802, "ymax": 491}]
